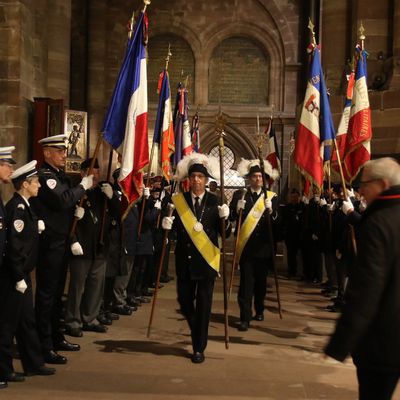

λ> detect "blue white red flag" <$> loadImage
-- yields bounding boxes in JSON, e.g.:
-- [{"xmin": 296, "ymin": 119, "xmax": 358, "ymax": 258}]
[
  {"xmin": 343, "ymin": 46, "xmax": 372, "ymax": 182},
  {"xmin": 294, "ymin": 45, "xmax": 336, "ymax": 189},
  {"xmin": 102, "ymin": 11, "xmax": 149, "ymax": 208},
  {"xmin": 265, "ymin": 118, "xmax": 281, "ymax": 181},
  {"xmin": 151, "ymin": 70, "xmax": 175, "ymax": 182},
  {"xmin": 191, "ymin": 112, "xmax": 200, "ymax": 153},
  {"xmin": 173, "ymin": 83, "xmax": 192, "ymax": 166}
]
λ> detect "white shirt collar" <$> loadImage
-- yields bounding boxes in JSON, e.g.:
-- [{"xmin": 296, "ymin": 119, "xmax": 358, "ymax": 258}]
[
  {"xmin": 191, "ymin": 191, "xmax": 205, "ymax": 205},
  {"xmin": 21, "ymin": 195, "xmax": 30, "ymax": 206},
  {"xmin": 250, "ymin": 188, "xmax": 262, "ymax": 195}
]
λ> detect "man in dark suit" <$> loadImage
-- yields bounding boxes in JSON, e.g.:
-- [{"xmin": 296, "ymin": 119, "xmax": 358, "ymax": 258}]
[
  {"xmin": 230, "ymin": 159, "xmax": 279, "ymax": 332},
  {"xmin": 162, "ymin": 154, "xmax": 230, "ymax": 364},
  {"xmin": 31, "ymin": 134, "xmax": 94, "ymax": 364},
  {"xmin": 0, "ymin": 146, "xmax": 16, "ymax": 390},
  {"xmin": 325, "ymin": 158, "xmax": 400, "ymax": 400},
  {"xmin": 0, "ymin": 161, "xmax": 55, "ymax": 386}
]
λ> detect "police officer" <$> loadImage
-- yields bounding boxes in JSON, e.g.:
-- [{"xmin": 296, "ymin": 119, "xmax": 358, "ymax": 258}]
[
  {"xmin": 162, "ymin": 153, "xmax": 230, "ymax": 364},
  {"xmin": 0, "ymin": 161, "xmax": 55, "ymax": 386},
  {"xmin": 230, "ymin": 159, "xmax": 279, "ymax": 332},
  {"xmin": 0, "ymin": 146, "xmax": 16, "ymax": 389},
  {"xmin": 31, "ymin": 134, "xmax": 94, "ymax": 364}
]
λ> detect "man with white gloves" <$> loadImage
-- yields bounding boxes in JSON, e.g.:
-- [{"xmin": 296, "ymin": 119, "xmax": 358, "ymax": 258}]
[
  {"xmin": 31, "ymin": 134, "xmax": 93, "ymax": 364},
  {"xmin": 162, "ymin": 154, "xmax": 231, "ymax": 364},
  {"xmin": 65, "ymin": 158, "xmax": 119, "ymax": 337},
  {"xmin": 0, "ymin": 160, "xmax": 56, "ymax": 384},
  {"xmin": 229, "ymin": 159, "xmax": 279, "ymax": 332}
]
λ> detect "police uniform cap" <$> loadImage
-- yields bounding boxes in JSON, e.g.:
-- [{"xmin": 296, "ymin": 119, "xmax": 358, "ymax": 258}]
[
  {"xmin": 11, "ymin": 160, "xmax": 38, "ymax": 183},
  {"xmin": 0, "ymin": 146, "xmax": 16, "ymax": 164},
  {"xmin": 38, "ymin": 134, "xmax": 68, "ymax": 149}
]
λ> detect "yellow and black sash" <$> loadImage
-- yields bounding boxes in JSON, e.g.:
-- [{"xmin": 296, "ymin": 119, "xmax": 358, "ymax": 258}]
[
  {"xmin": 236, "ymin": 191, "xmax": 275, "ymax": 260},
  {"xmin": 172, "ymin": 192, "xmax": 220, "ymax": 273}
]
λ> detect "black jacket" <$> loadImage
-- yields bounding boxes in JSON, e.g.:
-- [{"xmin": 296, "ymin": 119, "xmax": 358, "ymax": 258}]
[
  {"xmin": 2, "ymin": 193, "xmax": 39, "ymax": 282},
  {"xmin": 230, "ymin": 188, "xmax": 278, "ymax": 260},
  {"xmin": 174, "ymin": 191, "xmax": 230, "ymax": 280},
  {"xmin": 325, "ymin": 185, "xmax": 400, "ymax": 372},
  {"xmin": 0, "ymin": 199, "xmax": 6, "ymax": 269},
  {"xmin": 31, "ymin": 162, "xmax": 85, "ymax": 239}
]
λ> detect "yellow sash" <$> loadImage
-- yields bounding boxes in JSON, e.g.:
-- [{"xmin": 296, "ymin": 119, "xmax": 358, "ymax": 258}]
[
  {"xmin": 236, "ymin": 191, "xmax": 275, "ymax": 260},
  {"xmin": 172, "ymin": 192, "xmax": 221, "ymax": 273}
]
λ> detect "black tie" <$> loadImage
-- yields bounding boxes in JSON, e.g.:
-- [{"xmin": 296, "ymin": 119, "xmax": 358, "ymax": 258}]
[
  {"xmin": 194, "ymin": 196, "xmax": 201, "ymax": 219},
  {"xmin": 252, "ymin": 191, "xmax": 258, "ymax": 202}
]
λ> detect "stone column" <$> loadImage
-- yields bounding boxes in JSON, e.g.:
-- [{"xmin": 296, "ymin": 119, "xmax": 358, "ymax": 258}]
[
  {"xmin": 46, "ymin": 0, "xmax": 72, "ymax": 105},
  {"xmin": 391, "ymin": 0, "xmax": 400, "ymax": 89}
]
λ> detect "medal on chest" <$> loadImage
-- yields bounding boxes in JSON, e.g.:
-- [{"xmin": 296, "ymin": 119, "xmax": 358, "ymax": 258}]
[{"xmin": 193, "ymin": 221, "xmax": 203, "ymax": 232}]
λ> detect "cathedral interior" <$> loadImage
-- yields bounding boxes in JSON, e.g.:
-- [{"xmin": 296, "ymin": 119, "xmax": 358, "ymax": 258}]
[{"xmin": 1, "ymin": 0, "xmax": 399, "ymax": 196}]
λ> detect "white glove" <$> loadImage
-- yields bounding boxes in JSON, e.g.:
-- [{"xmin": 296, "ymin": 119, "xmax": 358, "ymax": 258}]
[
  {"xmin": 359, "ymin": 199, "xmax": 367, "ymax": 212},
  {"xmin": 38, "ymin": 220, "xmax": 45, "ymax": 234},
  {"xmin": 327, "ymin": 203, "xmax": 336, "ymax": 212},
  {"xmin": 302, "ymin": 195, "xmax": 309, "ymax": 205},
  {"xmin": 312, "ymin": 234, "xmax": 318, "ymax": 241},
  {"xmin": 218, "ymin": 204, "xmax": 230, "ymax": 219},
  {"xmin": 347, "ymin": 188, "xmax": 355, "ymax": 198},
  {"xmin": 341, "ymin": 199, "xmax": 354, "ymax": 215},
  {"xmin": 154, "ymin": 200, "xmax": 162, "ymax": 210},
  {"xmin": 80, "ymin": 175, "xmax": 94, "ymax": 191},
  {"xmin": 71, "ymin": 242, "xmax": 84, "ymax": 256},
  {"xmin": 74, "ymin": 206, "xmax": 85, "ymax": 220},
  {"xmin": 162, "ymin": 216, "xmax": 175, "ymax": 230},
  {"xmin": 335, "ymin": 249, "xmax": 342, "ymax": 260},
  {"xmin": 319, "ymin": 198, "xmax": 327, "ymax": 207},
  {"xmin": 16, "ymin": 279, "xmax": 27, "ymax": 294},
  {"xmin": 144, "ymin": 187, "xmax": 150, "ymax": 199},
  {"xmin": 101, "ymin": 183, "xmax": 113, "ymax": 199},
  {"xmin": 265, "ymin": 198, "xmax": 273, "ymax": 214},
  {"xmin": 237, "ymin": 199, "xmax": 246, "ymax": 212}
]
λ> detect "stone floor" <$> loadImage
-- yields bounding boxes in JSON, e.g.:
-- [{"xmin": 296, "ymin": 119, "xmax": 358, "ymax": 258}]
[{"xmin": 2, "ymin": 254, "xmax": 400, "ymax": 400}]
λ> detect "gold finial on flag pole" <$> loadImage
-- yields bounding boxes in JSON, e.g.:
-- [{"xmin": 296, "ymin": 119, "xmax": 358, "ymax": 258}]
[
  {"xmin": 308, "ymin": 18, "xmax": 317, "ymax": 46},
  {"xmin": 143, "ymin": 0, "xmax": 151, "ymax": 12},
  {"xmin": 359, "ymin": 20, "xmax": 366, "ymax": 50},
  {"xmin": 128, "ymin": 11, "xmax": 135, "ymax": 40},
  {"xmin": 165, "ymin": 44, "xmax": 172, "ymax": 71}
]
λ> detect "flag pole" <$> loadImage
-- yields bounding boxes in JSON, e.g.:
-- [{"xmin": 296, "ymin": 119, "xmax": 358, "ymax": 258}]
[
  {"xmin": 216, "ymin": 110, "xmax": 229, "ymax": 350},
  {"xmin": 257, "ymin": 120, "xmax": 283, "ymax": 320}
]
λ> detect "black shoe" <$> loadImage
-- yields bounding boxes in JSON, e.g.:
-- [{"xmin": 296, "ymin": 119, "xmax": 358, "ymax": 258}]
[
  {"xmin": 82, "ymin": 323, "xmax": 108, "ymax": 333},
  {"xmin": 105, "ymin": 312, "xmax": 120, "ymax": 321},
  {"xmin": 0, "ymin": 381, "xmax": 7, "ymax": 389},
  {"xmin": 191, "ymin": 352, "xmax": 205, "ymax": 364},
  {"xmin": 3, "ymin": 372, "xmax": 25, "ymax": 382},
  {"xmin": 65, "ymin": 327, "xmax": 83, "ymax": 338},
  {"xmin": 141, "ymin": 290, "xmax": 153, "ymax": 297},
  {"xmin": 237, "ymin": 321, "xmax": 249, "ymax": 331},
  {"xmin": 127, "ymin": 297, "xmax": 141, "ymax": 307},
  {"xmin": 44, "ymin": 350, "xmax": 67, "ymax": 365},
  {"xmin": 112, "ymin": 304, "xmax": 132, "ymax": 316},
  {"xmin": 138, "ymin": 296, "xmax": 151, "ymax": 303},
  {"xmin": 253, "ymin": 314, "xmax": 264, "ymax": 321},
  {"xmin": 149, "ymin": 282, "xmax": 164, "ymax": 289},
  {"xmin": 160, "ymin": 276, "xmax": 172, "ymax": 283},
  {"xmin": 25, "ymin": 366, "xmax": 56, "ymax": 377},
  {"xmin": 97, "ymin": 315, "xmax": 113, "ymax": 326},
  {"xmin": 55, "ymin": 339, "xmax": 81, "ymax": 352}
]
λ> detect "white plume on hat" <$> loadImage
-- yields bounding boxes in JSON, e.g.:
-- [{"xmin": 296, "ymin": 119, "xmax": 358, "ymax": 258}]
[
  {"xmin": 237, "ymin": 158, "xmax": 280, "ymax": 180},
  {"xmin": 175, "ymin": 153, "xmax": 220, "ymax": 182}
]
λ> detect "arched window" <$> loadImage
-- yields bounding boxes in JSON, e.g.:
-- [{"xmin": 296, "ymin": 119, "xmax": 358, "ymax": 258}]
[
  {"xmin": 147, "ymin": 34, "xmax": 195, "ymax": 103},
  {"xmin": 208, "ymin": 36, "xmax": 269, "ymax": 104}
]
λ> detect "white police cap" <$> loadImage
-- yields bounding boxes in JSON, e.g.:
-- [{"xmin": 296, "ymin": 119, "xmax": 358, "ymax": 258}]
[
  {"xmin": 0, "ymin": 146, "xmax": 16, "ymax": 164},
  {"xmin": 11, "ymin": 160, "xmax": 38, "ymax": 183},
  {"xmin": 38, "ymin": 134, "xmax": 68, "ymax": 149}
]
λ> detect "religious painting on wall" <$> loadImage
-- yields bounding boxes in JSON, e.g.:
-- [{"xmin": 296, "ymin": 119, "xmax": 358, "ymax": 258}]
[{"xmin": 64, "ymin": 110, "xmax": 88, "ymax": 173}]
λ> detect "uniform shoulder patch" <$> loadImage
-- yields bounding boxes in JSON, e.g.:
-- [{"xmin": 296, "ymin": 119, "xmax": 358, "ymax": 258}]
[
  {"xmin": 46, "ymin": 178, "xmax": 57, "ymax": 189},
  {"xmin": 17, "ymin": 203, "xmax": 25, "ymax": 210},
  {"xmin": 13, "ymin": 219, "xmax": 24, "ymax": 233}
]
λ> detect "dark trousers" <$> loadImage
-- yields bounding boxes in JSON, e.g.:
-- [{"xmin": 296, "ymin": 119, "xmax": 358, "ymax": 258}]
[
  {"xmin": 285, "ymin": 238, "xmax": 305, "ymax": 277},
  {"xmin": 334, "ymin": 254, "xmax": 349, "ymax": 302},
  {"xmin": 238, "ymin": 257, "xmax": 269, "ymax": 323},
  {"xmin": 128, "ymin": 255, "xmax": 151, "ymax": 297},
  {"xmin": 35, "ymin": 238, "xmax": 69, "ymax": 352},
  {"xmin": 303, "ymin": 237, "xmax": 322, "ymax": 281},
  {"xmin": 0, "ymin": 278, "xmax": 44, "ymax": 377},
  {"xmin": 177, "ymin": 277, "xmax": 215, "ymax": 353},
  {"xmin": 357, "ymin": 368, "xmax": 399, "ymax": 400}
]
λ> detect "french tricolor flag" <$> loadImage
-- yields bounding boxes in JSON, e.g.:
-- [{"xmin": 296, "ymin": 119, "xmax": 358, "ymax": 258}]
[
  {"xmin": 343, "ymin": 46, "xmax": 372, "ymax": 182},
  {"xmin": 294, "ymin": 45, "xmax": 336, "ymax": 189},
  {"xmin": 102, "ymin": 11, "xmax": 149, "ymax": 209}
]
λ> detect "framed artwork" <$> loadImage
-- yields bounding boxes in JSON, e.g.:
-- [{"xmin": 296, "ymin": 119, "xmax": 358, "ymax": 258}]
[{"xmin": 64, "ymin": 110, "xmax": 88, "ymax": 173}]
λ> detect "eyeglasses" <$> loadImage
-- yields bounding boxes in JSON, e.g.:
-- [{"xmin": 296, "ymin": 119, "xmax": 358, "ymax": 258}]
[{"xmin": 359, "ymin": 178, "xmax": 380, "ymax": 186}]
